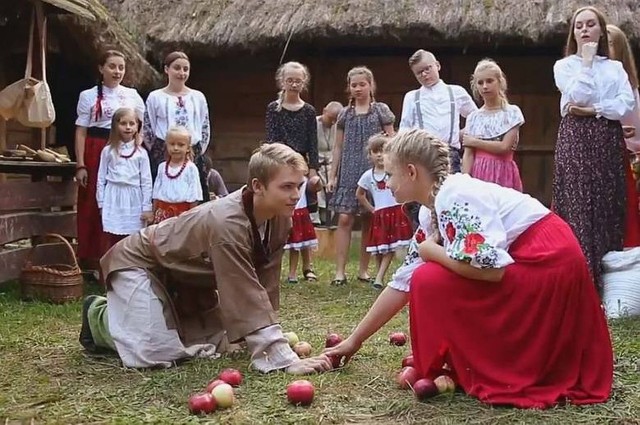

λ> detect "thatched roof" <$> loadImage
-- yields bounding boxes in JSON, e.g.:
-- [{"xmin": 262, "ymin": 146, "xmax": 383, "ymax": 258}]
[
  {"xmin": 101, "ymin": 0, "xmax": 640, "ymax": 61},
  {"xmin": 0, "ymin": 0, "xmax": 160, "ymax": 90},
  {"xmin": 51, "ymin": 0, "xmax": 161, "ymax": 89}
]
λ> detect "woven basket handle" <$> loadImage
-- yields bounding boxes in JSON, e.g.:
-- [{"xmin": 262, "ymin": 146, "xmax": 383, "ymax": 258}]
[{"xmin": 26, "ymin": 233, "xmax": 80, "ymax": 269}]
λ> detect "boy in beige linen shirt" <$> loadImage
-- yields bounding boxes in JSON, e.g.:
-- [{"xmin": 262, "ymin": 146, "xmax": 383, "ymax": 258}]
[{"xmin": 80, "ymin": 143, "xmax": 332, "ymax": 374}]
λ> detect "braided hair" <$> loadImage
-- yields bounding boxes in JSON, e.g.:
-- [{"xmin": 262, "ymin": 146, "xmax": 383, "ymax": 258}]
[
  {"xmin": 95, "ymin": 50, "xmax": 126, "ymax": 121},
  {"xmin": 346, "ymin": 66, "xmax": 376, "ymax": 108},
  {"xmin": 385, "ymin": 129, "xmax": 450, "ymax": 241},
  {"xmin": 274, "ymin": 62, "xmax": 310, "ymax": 112}
]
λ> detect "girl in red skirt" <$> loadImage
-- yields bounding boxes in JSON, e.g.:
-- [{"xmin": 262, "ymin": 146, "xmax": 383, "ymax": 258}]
[
  {"xmin": 325, "ymin": 129, "xmax": 613, "ymax": 409},
  {"xmin": 284, "ymin": 175, "xmax": 322, "ymax": 283},
  {"xmin": 356, "ymin": 134, "xmax": 412, "ymax": 289},
  {"xmin": 75, "ymin": 50, "xmax": 145, "ymax": 269},
  {"xmin": 152, "ymin": 126, "xmax": 203, "ymax": 224}
]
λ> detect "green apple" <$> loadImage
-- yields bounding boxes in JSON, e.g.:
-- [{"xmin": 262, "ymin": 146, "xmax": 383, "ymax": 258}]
[{"xmin": 283, "ymin": 331, "xmax": 299, "ymax": 347}]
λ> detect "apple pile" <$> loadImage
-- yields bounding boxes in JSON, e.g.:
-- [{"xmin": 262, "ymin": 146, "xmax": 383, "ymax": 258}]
[
  {"xmin": 187, "ymin": 368, "xmax": 242, "ymax": 415},
  {"xmin": 394, "ymin": 358, "xmax": 456, "ymax": 401}
]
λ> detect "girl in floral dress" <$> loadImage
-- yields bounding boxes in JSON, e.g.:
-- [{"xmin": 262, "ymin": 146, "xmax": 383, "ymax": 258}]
[
  {"xmin": 462, "ymin": 59, "xmax": 525, "ymax": 191},
  {"xmin": 325, "ymin": 129, "xmax": 613, "ymax": 409},
  {"xmin": 327, "ymin": 66, "xmax": 395, "ymax": 286},
  {"xmin": 143, "ymin": 51, "xmax": 211, "ymax": 201},
  {"xmin": 152, "ymin": 126, "xmax": 203, "ymax": 223}
]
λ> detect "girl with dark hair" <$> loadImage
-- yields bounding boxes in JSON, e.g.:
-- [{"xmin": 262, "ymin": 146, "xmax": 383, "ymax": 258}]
[{"xmin": 75, "ymin": 50, "xmax": 145, "ymax": 268}]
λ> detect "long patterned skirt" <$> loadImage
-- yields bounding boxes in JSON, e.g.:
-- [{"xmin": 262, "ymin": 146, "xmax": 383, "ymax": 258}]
[{"xmin": 552, "ymin": 114, "xmax": 626, "ymax": 287}]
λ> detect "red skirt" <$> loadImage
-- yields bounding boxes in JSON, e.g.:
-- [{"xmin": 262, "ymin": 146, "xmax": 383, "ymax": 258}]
[
  {"xmin": 153, "ymin": 200, "xmax": 194, "ymax": 224},
  {"xmin": 409, "ymin": 213, "xmax": 613, "ymax": 408},
  {"xmin": 285, "ymin": 207, "xmax": 317, "ymax": 250},
  {"xmin": 623, "ymin": 160, "xmax": 640, "ymax": 247},
  {"xmin": 77, "ymin": 130, "xmax": 108, "ymax": 261},
  {"xmin": 366, "ymin": 205, "xmax": 412, "ymax": 254}
]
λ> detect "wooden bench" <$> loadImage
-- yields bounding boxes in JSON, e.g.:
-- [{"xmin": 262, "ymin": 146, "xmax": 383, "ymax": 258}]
[{"xmin": 0, "ymin": 161, "xmax": 77, "ymax": 284}]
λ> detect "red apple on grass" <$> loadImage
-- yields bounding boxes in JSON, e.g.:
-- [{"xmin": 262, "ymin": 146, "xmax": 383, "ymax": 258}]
[
  {"xmin": 286, "ymin": 379, "xmax": 315, "ymax": 406},
  {"xmin": 412, "ymin": 378, "xmax": 439, "ymax": 400},
  {"xmin": 434, "ymin": 375, "xmax": 456, "ymax": 393},
  {"xmin": 206, "ymin": 379, "xmax": 227, "ymax": 393},
  {"xmin": 293, "ymin": 341, "xmax": 312, "ymax": 358},
  {"xmin": 188, "ymin": 392, "xmax": 217, "ymax": 414},
  {"xmin": 401, "ymin": 354, "xmax": 414, "ymax": 368},
  {"xmin": 389, "ymin": 332, "xmax": 407, "ymax": 346},
  {"xmin": 218, "ymin": 368, "xmax": 243, "ymax": 387},
  {"xmin": 325, "ymin": 333, "xmax": 343, "ymax": 348},
  {"xmin": 211, "ymin": 383, "xmax": 235, "ymax": 408},
  {"xmin": 329, "ymin": 355, "xmax": 342, "ymax": 369},
  {"xmin": 396, "ymin": 366, "xmax": 418, "ymax": 389}
]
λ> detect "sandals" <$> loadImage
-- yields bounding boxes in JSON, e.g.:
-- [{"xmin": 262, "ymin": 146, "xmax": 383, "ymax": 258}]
[
  {"xmin": 331, "ymin": 278, "xmax": 347, "ymax": 286},
  {"xmin": 287, "ymin": 277, "xmax": 299, "ymax": 284},
  {"xmin": 357, "ymin": 276, "xmax": 374, "ymax": 284},
  {"xmin": 303, "ymin": 269, "xmax": 318, "ymax": 282}
]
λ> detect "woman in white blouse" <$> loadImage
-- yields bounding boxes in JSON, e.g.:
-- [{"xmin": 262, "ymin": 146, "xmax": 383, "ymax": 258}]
[
  {"xmin": 75, "ymin": 50, "xmax": 145, "ymax": 268},
  {"xmin": 324, "ymin": 129, "xmax": 613, "ymax": 409},
  {"xmin": 143, "ymin": 51, "xmax": 211, "ymax": 201},
  {"xmin": 552, "ymin": 6, "xmax": 634, "ymax": 287}
]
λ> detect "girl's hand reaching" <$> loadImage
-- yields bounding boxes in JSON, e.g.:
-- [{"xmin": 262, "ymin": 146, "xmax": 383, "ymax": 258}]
[{"xmin": 322, "ymin": 336, "xmax": 362, "ymax": 367}]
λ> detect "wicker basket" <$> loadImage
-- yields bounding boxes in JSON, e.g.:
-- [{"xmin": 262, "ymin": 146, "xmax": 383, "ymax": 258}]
[{"xmin": 20, "ymin": 233, "xmax": 84, "ymax": 304}]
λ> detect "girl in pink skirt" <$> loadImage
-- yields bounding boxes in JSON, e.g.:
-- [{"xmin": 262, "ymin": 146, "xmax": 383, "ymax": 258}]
[
  {"xmin": 356, "ymin": 134, "xmax": 412, "ymax": 289},
  {"xmin": 461, "ymin": 59, "xmax": 525, "ymax": 191},
  {"xmin": 285, "ymin": 175, "xmax": 322, "ymax": 283}
]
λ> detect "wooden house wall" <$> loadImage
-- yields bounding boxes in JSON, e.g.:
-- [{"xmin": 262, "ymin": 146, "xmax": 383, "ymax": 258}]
[{"xmin": 195, "ymin": 51, "xmax": 561, "ymax": 205}]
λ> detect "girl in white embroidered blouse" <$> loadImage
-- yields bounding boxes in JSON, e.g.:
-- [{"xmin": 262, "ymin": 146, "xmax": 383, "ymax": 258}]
[
  {"xmin": 151, "ymin": 126, "xmax": 203, "ymax": 224},
  {"xmin": 552, "ymin": 6, "xmax": 634, "ymax": 286},
  {"xmin": 325, "ymin": 129, "xmax": 613, "ymax": 409},
  {"xmin": 96, "ymin": 108, "xmax": 153, "ymax": 254},
  {"xmin": 461, "ymin": 59, "xmax": 525, "ymax": 191},
  {"xmin": 143, "ymin": 52, "xmax": 211, "ymax": 200}
]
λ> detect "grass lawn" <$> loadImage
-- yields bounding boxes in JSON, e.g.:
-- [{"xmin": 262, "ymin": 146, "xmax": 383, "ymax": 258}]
[{"xmin": 1, "ymin": 256, "xmax": 639, "ymax": 424}]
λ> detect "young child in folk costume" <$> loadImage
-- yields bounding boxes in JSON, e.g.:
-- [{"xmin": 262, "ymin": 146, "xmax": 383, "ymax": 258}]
[
  {"xmin": 75, "ymin": 50, "xmax": 145, "ymax": 266},
  {"xmin": 325, "ymin": 129, "xmax": 613, "ymax": 409},
  {"xmin": 96, "ymin": 108, "xmax": 153, "ymax": 252},
  {"xmin": 327, "ymin": 66, "xmax": 396, "ymax": 286},
  {"xmin": 607, "ymin": 24, "xmax": 640, "ymax": 248},
  {"xmin": 462, "ymin": 59, "xmax": 525, "ymax": 191},
  {"xmin": 356, "ymin": 134, "xmax": 412, "ymax": 289},
  {"xmin": 284, "ymin": 175, "xmax": 322, "ymax": 283},
  {"xmin": 152, "ymin": 126, "xmax": 203, "ymax": 223},
  {"xmin": 143, "ymin": 51, "xmax": 211, "ymax": 200},
  {"xmin": 553, "ymin": 7, "xmax": 634, "ymax": 286}
]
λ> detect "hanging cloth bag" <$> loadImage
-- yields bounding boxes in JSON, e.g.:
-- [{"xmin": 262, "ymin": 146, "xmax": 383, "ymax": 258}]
[{"xmin": 0, "ymin": 4, "xmax": 55, "ymax": 128}]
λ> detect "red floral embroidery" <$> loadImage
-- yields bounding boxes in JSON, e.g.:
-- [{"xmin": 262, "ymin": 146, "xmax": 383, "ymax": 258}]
[
  {"xmin": 463, "ymin": 233, "xmax": 485, "ymax": 254},
  {"xmin": 445, "ymin": 222, "xmax": 456, "ymax": 242},
  {"xmin": 415, "ymin": 229, "xmax": 426, "ymax": 243}
]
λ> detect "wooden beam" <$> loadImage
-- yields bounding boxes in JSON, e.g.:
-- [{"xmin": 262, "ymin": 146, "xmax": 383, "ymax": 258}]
[
  {"xmin": 0, "ymin": 211, "xmax": 76, "ymax": 245},
  {"xmin": 0, "ymin": 180, "xmax": 76, "ymax": 210},
  {"xmin": 0, "ymin": 241, "xmax": 78, "ymax": 284}
]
